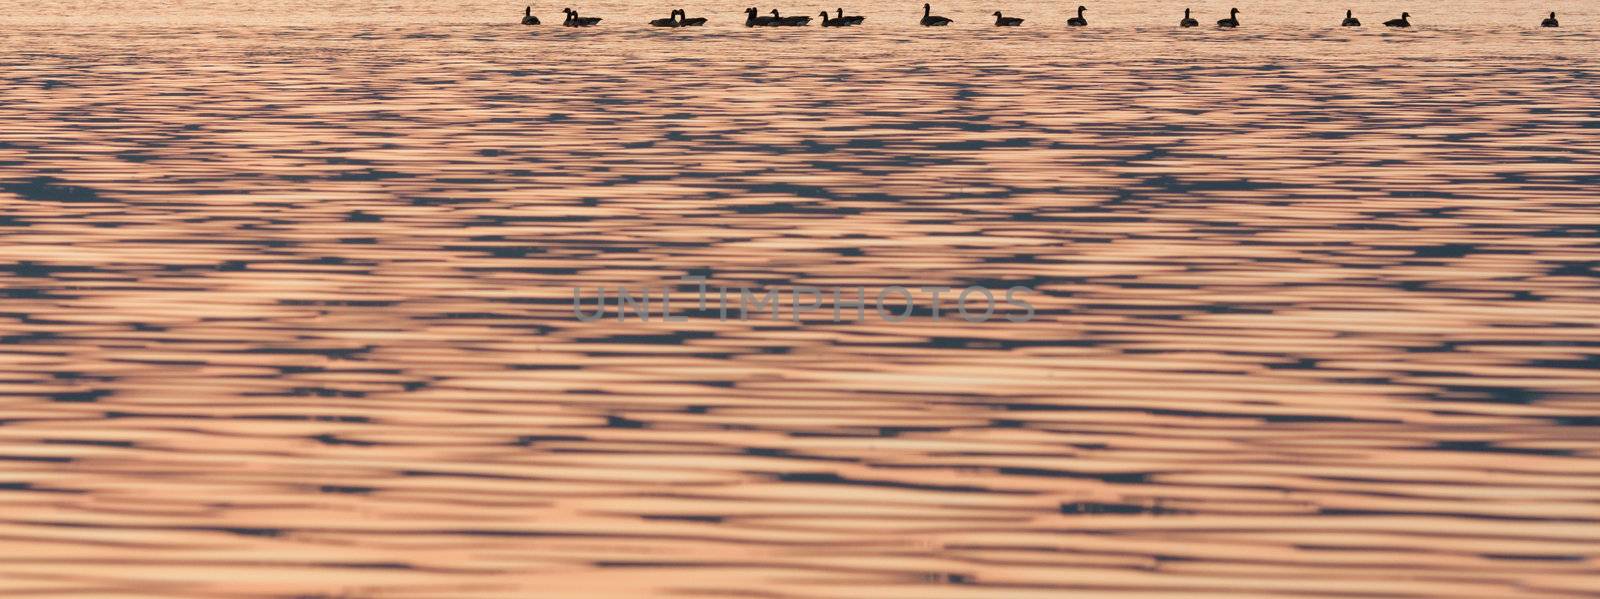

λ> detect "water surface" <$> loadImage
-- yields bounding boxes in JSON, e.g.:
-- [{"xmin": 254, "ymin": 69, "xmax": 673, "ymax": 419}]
[{"xmin": 1, "ymin": 1, "xmax": 1598, "ymax": 597}]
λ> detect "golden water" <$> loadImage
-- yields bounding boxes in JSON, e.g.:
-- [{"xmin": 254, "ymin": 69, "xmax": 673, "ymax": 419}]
[{"xmin": 1, "ymin": 1, "xmax": 1598, "ymax": 597}]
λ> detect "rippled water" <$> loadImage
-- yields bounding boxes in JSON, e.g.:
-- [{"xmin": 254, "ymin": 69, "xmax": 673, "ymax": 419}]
[{"xmin": 2, "ymin": 0, "xmax": 1599, "ymax": 597}]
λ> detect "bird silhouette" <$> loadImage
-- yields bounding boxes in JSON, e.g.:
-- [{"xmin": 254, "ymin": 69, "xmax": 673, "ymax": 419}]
[
  {"xmin": 1217, "ymin": 7, "xmax": 1239, "ymax": 27},
  {"xmin": 561, "ymin": 8, "xmax": 601, "ymax": 26},
  {"xmin": 677, "ymin": 9, "xmax": 707, "ymax": 25},
  {"xmin": 745, "ymin": 6, "xmax": 777, "ymax": 25},
  {"xmin": 650, "ymin": 10, "xmax": 679, "ymax": 26},
  {"xmin": 769, "ymin": 8, "xmax": 813, "ymax": 25},
  {"xmin": 1067, "ymin": 5, "xmax": 1087, "ymax": 26}
]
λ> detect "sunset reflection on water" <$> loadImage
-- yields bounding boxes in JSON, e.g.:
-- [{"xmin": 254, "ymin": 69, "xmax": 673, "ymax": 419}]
[{"xmin": 1, "ymin": 1, "xmax": 1598, "ymax": 597}]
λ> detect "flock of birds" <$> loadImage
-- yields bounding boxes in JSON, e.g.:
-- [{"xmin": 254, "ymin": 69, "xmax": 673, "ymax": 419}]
[{"xmin": 519, "ymin": 4, "xmax": 1566, "ymax": 28}]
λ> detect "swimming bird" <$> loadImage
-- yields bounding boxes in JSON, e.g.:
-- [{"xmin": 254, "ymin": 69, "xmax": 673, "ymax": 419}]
[
  {"xmin": 993, "ymin": 11, "xmax": 1023, "ymax": 26},
  {"xmin": 921, "ymin": 3, "xmax": 952, "ymax": 26},
  {"xmin": 1384, "ymin": 12, "xmax": 1410, "ymax": 27},
  {"xmin": 650, "ymin": 9, "xmax": 680, "ymax": 26},
  {"xmin": 562, "ymin": 8, "xmax": 601, "ymax": 26},
  {"xmin": 770, "ymin": 8, "xmax": 812, "ymax": 25},
  {"xmin": 745, "ymin": 6, "xmax": 777, "ymax": 25},
  {"xmin": 522, "ymin": 6, "xmax": 539, "ymax": 24},
  {"xmin": 1341, "ymin": 9, "xmax": 1360, "ymax": 26},
  {"xmin": 1179, "ymin": 8, "xmax": 1198, "ymax": 27},
  {"xmin": 1541, "ymin": 12, "xmax": 1558, "ymax": 27},
  {"xmin": 820, "ymin": 10, "xmax": 861, "ymax": 26},
  {"xmin": 677, "ymin": 9, "xmax": 707, "ymax": 25},
  {"xmin": 1067, "ymin": 5, "xmax": 1087, "ymax": 26},
  {"xmin": 1217, "ymin": 7, "xmax": 1239, "ymax": 27}
]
